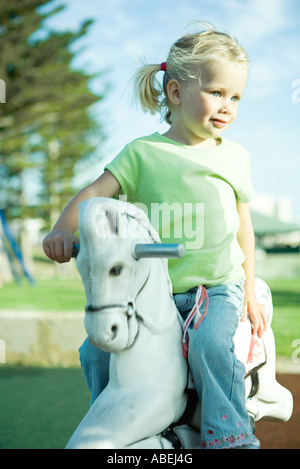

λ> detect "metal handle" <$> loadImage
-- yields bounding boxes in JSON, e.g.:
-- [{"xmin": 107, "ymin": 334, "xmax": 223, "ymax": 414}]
[
  {"xmin": 72, "ymin": 244, "xmax": 80, "ymax": 258},
  {"xmin": 134, "ymin": 243, "xmax": 185, "ymax": 259},
  {"xmin": 72, "ymin": 243, "xmax": 185, "ymax": 259}
]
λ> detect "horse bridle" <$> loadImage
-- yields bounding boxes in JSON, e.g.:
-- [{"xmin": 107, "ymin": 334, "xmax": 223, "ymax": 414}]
[
  {"xmin": 83, "ymin": 210, "xmax": 178, "ymax": 338},
  {"xmin": 86, "ymin": 299, "xmax": 177, "ymax": 335},
  {"xmin": 84, "ymin": 266, "xmax": 177, "ymax": 338},
  {"xmin": 85, "ymin": 302, "xmax": 135, "ymax": 315}
]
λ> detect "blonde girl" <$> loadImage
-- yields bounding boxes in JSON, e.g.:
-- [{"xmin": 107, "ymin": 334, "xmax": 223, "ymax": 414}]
[{"xmin": 43, "ymin": 25, "xmax": 267, "ymax": 449}]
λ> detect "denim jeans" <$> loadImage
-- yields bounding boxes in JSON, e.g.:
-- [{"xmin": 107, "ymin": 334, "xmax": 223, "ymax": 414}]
[
  {"xmin": 173, "ymin": 282, "xmax": 259, "ymax": 449},
  {"xmin": 79, "ymin": 282, "xmax": 259, "ymax": 449}
]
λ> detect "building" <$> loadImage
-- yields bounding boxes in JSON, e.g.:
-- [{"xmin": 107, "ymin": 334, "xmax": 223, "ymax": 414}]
[{"xmin": 250, "ymin": 195, "xmax": 300, "ymax": 253}]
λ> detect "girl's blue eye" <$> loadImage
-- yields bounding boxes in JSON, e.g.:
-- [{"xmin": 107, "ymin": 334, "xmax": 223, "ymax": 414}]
[
  {"xmin": 212, "ymin": 91, "xmax": 220, "ymax": 97},
  {"xmin": 231, "ymin": 96, "xmax": 239, "ymax": 102}
]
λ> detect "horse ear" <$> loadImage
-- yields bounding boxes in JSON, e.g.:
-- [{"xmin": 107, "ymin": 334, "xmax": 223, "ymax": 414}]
[{"xmin": 134, "ymin": 243, "xmax": 185, "ymax": 259}]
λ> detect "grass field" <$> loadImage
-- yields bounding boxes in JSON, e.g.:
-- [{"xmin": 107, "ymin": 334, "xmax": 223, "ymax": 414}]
[
  {"xmin": 0, "ymin": 277, "xmax": 85, "ymax": 312},
  {"xmin": 0, "ymin": 276, "xmax": 299, "ymax": 449},
  {"xmin": 0, "ymin": 366, "xmax": 90, "ymax": 449},
  {"xmin": 0, "ymin": 275, "xmax": 299, "ymax": 356},
  {"xmin": 267, "ymin": 277, "xmax": 300, "ymax": 357}
]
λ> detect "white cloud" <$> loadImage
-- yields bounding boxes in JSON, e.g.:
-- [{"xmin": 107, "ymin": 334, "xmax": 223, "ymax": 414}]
[
  {"xmin": 220, "ymin": 0, "xmax": 291, "ymax": 44},
  {"xmin": 41, "ymin": 0, "xmax": 300, "ymax": 214}
]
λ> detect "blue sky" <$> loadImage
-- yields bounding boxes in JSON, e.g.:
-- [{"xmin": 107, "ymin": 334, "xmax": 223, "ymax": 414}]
[{"xmin": 42, "ymin": 0, "xmax": 300, "ymax": 218}]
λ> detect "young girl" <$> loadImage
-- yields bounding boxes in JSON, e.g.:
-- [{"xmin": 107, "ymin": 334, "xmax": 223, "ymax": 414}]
[{"xmin": 43, "ymin": 26, "xmax": 267, "ymax": 449}]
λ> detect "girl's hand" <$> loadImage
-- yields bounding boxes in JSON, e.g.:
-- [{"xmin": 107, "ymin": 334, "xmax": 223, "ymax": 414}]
[
  {"xmin": 241, "ymin": 286, "xmax": 268, "ymax": 338},
  {"xmin": 43, "ymin": 228, "xmax": 79, "ymax": 263}
]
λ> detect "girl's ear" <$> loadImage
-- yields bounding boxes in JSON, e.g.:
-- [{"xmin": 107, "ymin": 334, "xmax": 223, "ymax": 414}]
[{"xmin": 166, "ymin": 79, "xmax": 182, "ymax": 105}]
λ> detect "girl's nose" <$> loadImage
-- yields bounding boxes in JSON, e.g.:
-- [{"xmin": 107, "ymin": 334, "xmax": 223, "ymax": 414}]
[{"xmin": 219, "ymin": 99, "xmax": 232, "ymax": 114}]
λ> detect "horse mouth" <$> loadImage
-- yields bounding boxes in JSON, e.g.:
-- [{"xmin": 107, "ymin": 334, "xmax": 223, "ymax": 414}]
[
  {"xmin": 84, "ymin": 304, "xmax": 139, "ymax": 352},
  {"xmin": 126, "ymin": 313, "xmax": 139, "ymax": 349}
]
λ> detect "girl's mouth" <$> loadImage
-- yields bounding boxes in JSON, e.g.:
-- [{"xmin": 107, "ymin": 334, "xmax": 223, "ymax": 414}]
[{"xmin": 210, "ymin": 119, "xmax": 228, "ymax": 128}]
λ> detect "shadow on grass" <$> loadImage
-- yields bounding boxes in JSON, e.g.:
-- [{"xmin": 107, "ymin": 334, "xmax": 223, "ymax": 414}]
[
  {"xmin": 0, "ymin": 366, "xmax": 90, "ymax": 449},
  {"xmin": 271, "ymin": 290, "xmax": 300, "ymax": 307}
]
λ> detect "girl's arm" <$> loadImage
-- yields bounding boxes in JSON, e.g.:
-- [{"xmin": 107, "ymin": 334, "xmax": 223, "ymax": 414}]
[
  {"xmin": 236, "ymin": 201, "xmax": 267, "ymax": 338},
  {"xmin": 43, "ymin": 170, "xmax": 121, "ymax": 263}
]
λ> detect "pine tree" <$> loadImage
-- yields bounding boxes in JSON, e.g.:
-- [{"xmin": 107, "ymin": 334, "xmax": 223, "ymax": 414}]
[{"xmin": 0, "ymin": 1, "xmax": 106, "ymax": 226}]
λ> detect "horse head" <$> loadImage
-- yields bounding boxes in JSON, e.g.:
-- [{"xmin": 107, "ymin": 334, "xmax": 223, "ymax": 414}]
[{"xmin": 75, "ymin": 197, "xmax": 184, "ymax": 353}]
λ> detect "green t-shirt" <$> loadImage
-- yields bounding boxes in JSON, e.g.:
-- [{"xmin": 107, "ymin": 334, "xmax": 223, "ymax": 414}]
[{"xmin": 105, "ymin": 132, "xmax": 255, "ymax": 293}]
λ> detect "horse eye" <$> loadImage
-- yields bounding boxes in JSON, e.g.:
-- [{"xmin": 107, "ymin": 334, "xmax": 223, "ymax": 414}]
[{"xmin": 109, "ymin": 265, "xmax": 123, "ymax": 276}]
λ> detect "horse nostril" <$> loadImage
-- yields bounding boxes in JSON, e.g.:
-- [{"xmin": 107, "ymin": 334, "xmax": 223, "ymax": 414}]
[{"xmin": 111, "ymin": 324, "xmax": 118, "ymax": 337}]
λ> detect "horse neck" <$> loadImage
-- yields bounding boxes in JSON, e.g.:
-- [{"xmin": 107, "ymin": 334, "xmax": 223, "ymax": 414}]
[{"xmin": 135, "ymin": 257, "xmax": 175, "ymax": 326}]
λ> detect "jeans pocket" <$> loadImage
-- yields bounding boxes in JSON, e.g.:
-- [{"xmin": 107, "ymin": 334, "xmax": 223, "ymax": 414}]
[
  {"xmin": 173, "ymin": 290, "xmax": 197, "ymax": 317},
  {"xmin": 226, "ymin": 282, "xmax": 245, "ymax": 319}
]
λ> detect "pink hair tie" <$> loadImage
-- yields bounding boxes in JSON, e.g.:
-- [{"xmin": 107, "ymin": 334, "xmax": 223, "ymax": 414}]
[{"xmin": 160, "ymin": 62, "xmax": 167, "ymax": 72}]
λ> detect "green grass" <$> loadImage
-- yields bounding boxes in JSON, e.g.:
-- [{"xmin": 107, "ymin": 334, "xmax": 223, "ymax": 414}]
[
  {"xmin": 0, "ymin": 277, "xmax": 299, "ymax": 449},
  {"xmin": 267, "ymin": 278, "xmax": 300, "ymax": 357},
  {"xmin": 0, "ymin": 277, "xmax": 85, "ymax": 312},
  {"xmin": 0, "ymin": 276, "xmax": 299, "ymax": 356},
  {"xmin": 0, "ymin": 366, "xmax": 90, "ymax": 449}
]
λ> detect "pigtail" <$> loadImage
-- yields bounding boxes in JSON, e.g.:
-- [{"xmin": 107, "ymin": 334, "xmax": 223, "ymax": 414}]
[
  {"xmin": 131, "ymin": 25, "xmax": 248, "ymax": 125},
  {"xmin": 133, "ymin": 63, "xmax": 163, "ymax": 115}
]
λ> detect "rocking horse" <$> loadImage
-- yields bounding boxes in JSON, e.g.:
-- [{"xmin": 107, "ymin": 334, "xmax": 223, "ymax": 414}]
[{"xmin": 66, "ymin": 197, "xmax": 293, "ymax": 449}]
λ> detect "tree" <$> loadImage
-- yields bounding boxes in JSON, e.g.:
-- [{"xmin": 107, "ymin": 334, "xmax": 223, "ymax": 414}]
[{"xmin": 0, "ymin": 0, "xmax": 107, "ymax": 227}]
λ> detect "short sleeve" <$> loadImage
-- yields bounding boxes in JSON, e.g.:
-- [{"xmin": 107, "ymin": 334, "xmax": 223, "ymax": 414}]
[
  {"xmin": 235, "ymin": 152, "xmax": 256, "ymax": 203},
  {"xmin": 104, "ymin": 143, "xmax": 138, "ymax": 200}
]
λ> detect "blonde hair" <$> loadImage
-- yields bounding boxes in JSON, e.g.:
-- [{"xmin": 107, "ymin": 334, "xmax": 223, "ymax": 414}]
[{"xmin": 133, "ymin": 25, "xmax": 249, "ymax": 124}]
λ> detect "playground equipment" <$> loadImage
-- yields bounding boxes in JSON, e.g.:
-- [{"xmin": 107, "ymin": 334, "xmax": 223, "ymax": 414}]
[
  {"xmin": 0, "ymin": 209, "xmax": 34, "ymax": 285},
  {"xmin": 66, "ymin": 197, "xmax": 293, "ymax": 449}
]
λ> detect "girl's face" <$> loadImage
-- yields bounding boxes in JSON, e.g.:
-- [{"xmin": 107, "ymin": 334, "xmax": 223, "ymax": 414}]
[{"xmin": 167, "ymin": 61, "xmax": 248, "ymax": 146}]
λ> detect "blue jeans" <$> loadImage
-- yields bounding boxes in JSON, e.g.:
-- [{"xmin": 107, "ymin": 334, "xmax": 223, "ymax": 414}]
[
  {"xmin": 79, "ymin": 282, "xmax": 259, "ymax": 449},
  {"xmin": 173, "ymin": 282, "xmax": 259, "ymax": 449}
]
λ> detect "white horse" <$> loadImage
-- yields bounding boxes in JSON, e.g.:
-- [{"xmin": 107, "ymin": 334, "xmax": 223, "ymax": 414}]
[{"xmin": 66, "ymin": 197, "xmax": 293, "ymax": 449}]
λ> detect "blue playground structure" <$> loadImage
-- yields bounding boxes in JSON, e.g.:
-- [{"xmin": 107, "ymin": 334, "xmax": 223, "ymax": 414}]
[{"xmin": 0, "ymin": 209, "xmax": 35, "ymax": 285}]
